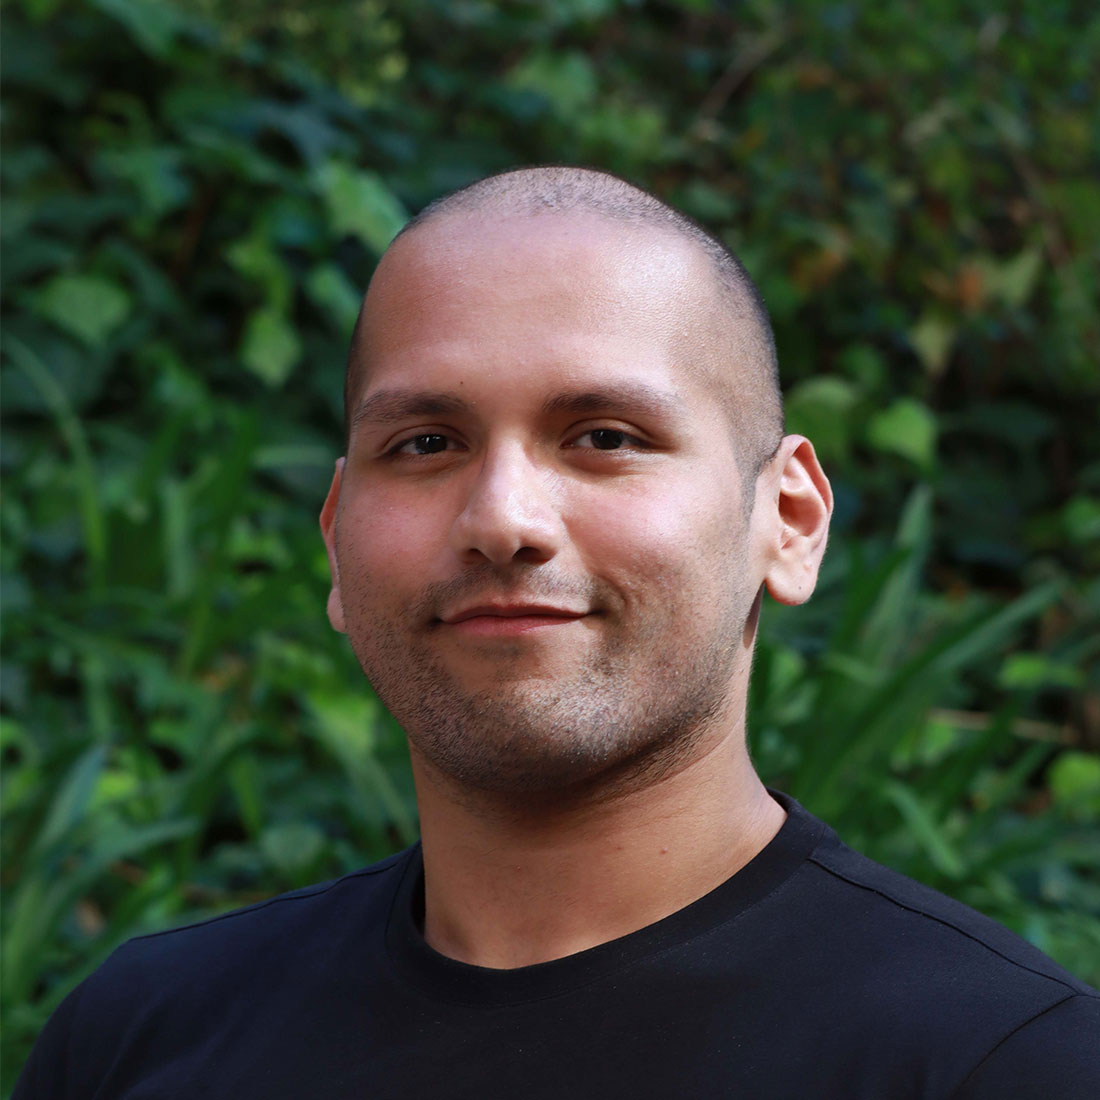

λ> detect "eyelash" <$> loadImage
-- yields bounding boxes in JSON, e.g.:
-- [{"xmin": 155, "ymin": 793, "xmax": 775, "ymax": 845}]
[
  {"xmin": 385, "ymin": 426, "xmax": 649, "ymax": 458},
  {"xmin": 568, "ymin": 428, "xmax": 647, "ymax": 451},
  {"xmin": 388, "ymin": 433, "xmax": 460, "ymax": 457}
]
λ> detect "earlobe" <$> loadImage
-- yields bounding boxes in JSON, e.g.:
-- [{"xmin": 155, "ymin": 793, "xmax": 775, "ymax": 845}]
[
  {"xmin": 762, "ymin": 436, "xmax": 832, "ymax": 607},
  {"xmin": 320, "ymin": 458, "xmax": 347, "ymax": 634}
]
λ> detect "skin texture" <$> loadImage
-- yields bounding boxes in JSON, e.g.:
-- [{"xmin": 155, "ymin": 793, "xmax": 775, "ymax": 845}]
[{"xmin": 321, "ymin": 208, "xmax": 833, "ymax": 966}]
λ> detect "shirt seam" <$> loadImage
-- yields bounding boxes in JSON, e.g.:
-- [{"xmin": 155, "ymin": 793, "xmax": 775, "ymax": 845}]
[
  {"xmin": 947, "ymin": 993, "xmax": 1088, "ymax": 1098},
  {"xmin": 808, "ymin": 853, "xmax": 1082, "ymax": 995}
]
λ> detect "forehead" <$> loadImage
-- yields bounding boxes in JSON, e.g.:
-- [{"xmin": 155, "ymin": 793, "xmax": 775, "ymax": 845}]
[
  {"xmin": 375, "ymin": 211, "xmax": 708, "ymax": 314},
  {"xmin": 352, "ymin": 212, "xmax": 725, "ymax": 406}
]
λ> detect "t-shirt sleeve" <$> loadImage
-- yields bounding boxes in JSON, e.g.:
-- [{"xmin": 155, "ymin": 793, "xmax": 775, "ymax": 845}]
[
  {"xmin": 11, "ymin": 980, "xmax": 86, "ymax": 1100},
  {"xmin": 951, "ymin": 994, "xmax": 1100, "ymax": 1100}
]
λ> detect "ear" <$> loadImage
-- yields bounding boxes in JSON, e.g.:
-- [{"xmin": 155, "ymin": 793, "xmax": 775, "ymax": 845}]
[
  {"xmin": 319, "ymin": 457, "xmax": 347, "ymax": 633},
  {"xmin": 760, "ymin": 435, "xmax": 832, "ymax": 606}
]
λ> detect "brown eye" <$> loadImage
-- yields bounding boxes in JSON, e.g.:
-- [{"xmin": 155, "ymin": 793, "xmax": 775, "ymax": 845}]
[
  {"xmin": 394, "ymin": 433, "xmax": 452, "ymax": 455},
  {"xmin": 571, "ymin": 428, "xmax": 646, "ymax": 452},
  {"xmin": 412, "ymin": 434, "xmax": 448, "ymax": 454},
  {"xmin": 590, "ymin": 429, "xmax": 625, "ymax": 450}
]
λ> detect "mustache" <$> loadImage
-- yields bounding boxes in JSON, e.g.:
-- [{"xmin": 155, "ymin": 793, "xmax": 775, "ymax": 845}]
[{"xmin": 412, "ymin": 564, "xmax": 609, "ymax": 621}]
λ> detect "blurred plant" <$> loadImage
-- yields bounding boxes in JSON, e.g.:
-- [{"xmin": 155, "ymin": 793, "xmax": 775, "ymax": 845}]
[{"xmin": 2, "ymin": 0, "xmax": 1098, "ymax": 1092}]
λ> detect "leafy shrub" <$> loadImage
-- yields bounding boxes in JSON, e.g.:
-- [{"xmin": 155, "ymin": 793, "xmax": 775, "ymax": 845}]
[{"xmin": 3, "ymin": 0, "xmax": 1097, "ymax": 1090}]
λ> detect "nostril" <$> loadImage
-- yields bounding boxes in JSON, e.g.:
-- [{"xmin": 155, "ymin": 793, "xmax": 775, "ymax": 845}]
[
  {"xmin": 510, "ymin": 547, "xmax": 554, "ymax": 567},
  {"xmin": 449, "ymin": 449, "xmax": 566, "ymax": 564}
]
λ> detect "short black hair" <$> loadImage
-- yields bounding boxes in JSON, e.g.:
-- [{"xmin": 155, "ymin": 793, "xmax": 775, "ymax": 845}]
[{"xmin": 345, "ymin": 166, "xmax": 783, "ymax": 474}]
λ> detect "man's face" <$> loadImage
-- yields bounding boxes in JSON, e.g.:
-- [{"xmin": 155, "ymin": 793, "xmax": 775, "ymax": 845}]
[{"xmin": 323, "ymin": 213, "xmax": 774, "ymax": 797}]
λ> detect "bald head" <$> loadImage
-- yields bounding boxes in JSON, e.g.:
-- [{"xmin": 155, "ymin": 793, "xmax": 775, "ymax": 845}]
[{"xmin": 345, "ymin": 166, "xmax": 783, "ymax": 474}]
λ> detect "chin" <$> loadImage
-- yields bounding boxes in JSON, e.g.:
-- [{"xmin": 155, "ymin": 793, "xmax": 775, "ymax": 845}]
[{"xmin": 404, "ymin": 690, "xmax": 722, "ymax": 802}]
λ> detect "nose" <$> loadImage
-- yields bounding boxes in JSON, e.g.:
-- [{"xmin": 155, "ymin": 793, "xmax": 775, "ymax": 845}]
[{"xmin": 450, "ymin": 442, "xmax": 565, "ymax": 565}]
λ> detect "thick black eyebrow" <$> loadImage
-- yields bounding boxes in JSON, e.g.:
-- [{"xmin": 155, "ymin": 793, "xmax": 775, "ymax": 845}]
[
  {"xmin": 541, "ymin": 384, "xmax": 688, "ymax": 420},
  {"xmin": 350, "ymin": 390, "xmax": 471, "ymax": 432}
]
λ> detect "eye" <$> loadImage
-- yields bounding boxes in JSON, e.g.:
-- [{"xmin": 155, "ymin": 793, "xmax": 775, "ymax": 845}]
[
  {"xmin": 392, "ymin": 433, "xmax": 457, "ymax": 456},
  {"xmin": 571, "ymin": 428, "xmax": 644, "ymax": 451}
]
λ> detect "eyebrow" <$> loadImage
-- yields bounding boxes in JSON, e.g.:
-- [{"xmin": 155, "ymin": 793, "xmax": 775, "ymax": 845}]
[
  {"xmin": 350, "ymin": 390, "xmax": 471, "ymax": 431},
  {"xmin": 350, "ymin": 382, "xmax": 688, "ymax": 433},
  {"xmin": 541, "ymin": 384, "xmax": 688, "ymax": 420}
]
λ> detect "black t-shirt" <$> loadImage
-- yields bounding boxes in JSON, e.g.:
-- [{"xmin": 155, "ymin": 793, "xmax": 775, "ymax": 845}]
[{"xmin": 15, "ymin": 793, "xmax": 1100, "ymax": 1098}]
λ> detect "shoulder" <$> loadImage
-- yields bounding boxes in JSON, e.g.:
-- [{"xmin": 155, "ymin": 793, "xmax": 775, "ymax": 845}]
[
  {"xmin": 950, "ymin": 994, "xmax": 1100, "ymax": 1099},
  {"xmin": 115, "ymin": 846, "xmax": 409, "ymax": 960},
  {"xmin": 804, "ymin": 829, "xmax": 1094, "ymax": 997},
  {"xmin": 789, "ymin": 820, "xmax": 1100, "ymax": 1095},
  {"xmin": 83, "ymin": 846, "xmax": 412, "ymax": 1001},
  {"xmin": 13, "ymin": 848, "xmax": 415, "ymax": 1100}
]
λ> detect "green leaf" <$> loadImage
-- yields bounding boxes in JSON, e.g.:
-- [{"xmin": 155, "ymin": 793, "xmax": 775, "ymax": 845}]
[
  {"xmin": 31, "ymin": 745, "xmax": 107, "ymax": 859},
  {"xmin": 784, "ymin": 376, "xmax": 861, "ymax": 463},
  {"xmin": 306, "ymin": 692, "xmax": 418, "ymax": 846},
  {"xmin": 88, "ymin": 0, "xmax": 187, "ymax": 58},
  {"xmin": 1047, "ymin": 178, "xmax": 1100, "ymax": 252},
  {"xmin": 34, "ymin": 273, "xmax": 131, "ymax": 347},
  {"xmin": 866, "ymin": 398, "xmax": 937, "ymax": 470},
  {"xmin": 21, "ymin": 0, "xmax": 64, "ymax": 18},
  {"xmin": 1062, "ymin": 496, "xmax": 1100, "ymax": 546},
  {"xmin": 507, "ymin": 50, "xmax": 598, "ymax": 114},
  {"xmin": 909, "ymin": 312, "xmax": 956, "ymax": 376},
  {"xmin": 857, "ymin": 486, "xmax": 931, "ymax": 664},
  {"xmin": 227, "ymin": 231, "xmax": 291, "ymax": 311},
  {"xmin": 993, "ymin": 248, "xmax": 1042, "ymax": 309},
  {"xmin": 98, "ymin": 146, "xmax": 190, "ymax": 219},
  {"xmin": 1049, "ymin": 753, "xmax": 1100, "ymax": 815},
  {"xmin": 838, "ymin": 343, "xmax": 887, "ymax": 391},
  {"xmin": 882, "ymin": 780, "xmax": 967, "ymax": 880},
  {"xmin": 261, "ymin": 822, "xmax": 325, "ymax": 879},
  {"xmin": 240, "ymin": 307, "xmax": 301, "ymax": 387},
  {"xmin": 228, "ymin": 755, "xmax": 264, "ymax": 837},
  {"xmin": 4, "ymin": 337, "xmax": 107, "ymax": 587},
  {"xmin": 308, "ymin": 691, "xmax": 376, "ymax": 761},
  {"xmin": 1000, "ymin": 652, "xmax": 1084, "ymax": 690},
  {"xmin": 306, "ymin": 263, "xmax": 362, "ymax": 335},
  {"xmin": 314, "ymin": 162, "xmax": 407, "ymax": 255}
]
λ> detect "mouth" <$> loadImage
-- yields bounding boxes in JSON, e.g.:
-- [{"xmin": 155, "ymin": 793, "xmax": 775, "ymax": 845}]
[{"xmin": 439, "ymin": 604, "xmax": 590, "ymax": 637}]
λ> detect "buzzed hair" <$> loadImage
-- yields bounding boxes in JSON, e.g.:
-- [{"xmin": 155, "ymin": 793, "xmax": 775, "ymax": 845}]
[{"xmin": 345, "ymin": 166, "xmax": 784, "ymax": 475}]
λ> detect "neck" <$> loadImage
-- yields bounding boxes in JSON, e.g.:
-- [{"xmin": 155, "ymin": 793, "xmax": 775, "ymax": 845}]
[{"xmin": 411, "ymin": 728, "xmax": 785, "ymax": 969}]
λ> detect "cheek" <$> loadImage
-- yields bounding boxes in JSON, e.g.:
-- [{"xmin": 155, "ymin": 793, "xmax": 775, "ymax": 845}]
[
  {"xmin": 567, "ymin": 481, "xmax": 736, "ymax": 596},
  {"xmin": 335, "ymin": 491, "xmax": 444, "ymax": 597}
]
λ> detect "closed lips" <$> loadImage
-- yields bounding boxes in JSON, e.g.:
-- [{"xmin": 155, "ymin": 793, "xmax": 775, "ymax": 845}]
[{"xmin": 443, "ymin": 605, "xmax": 587, "ymax": 623}]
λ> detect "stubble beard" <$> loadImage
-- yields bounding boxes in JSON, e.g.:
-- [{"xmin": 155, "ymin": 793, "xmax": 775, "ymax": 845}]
[{"xmin": 341, "ymin": 562, "xmax": 755, "ymax": 803}]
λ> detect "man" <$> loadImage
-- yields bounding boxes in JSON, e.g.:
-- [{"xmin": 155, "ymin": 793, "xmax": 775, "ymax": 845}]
[{"xmin": 16, "ymin": 167, "xmax": 1099, "ymax": 1097}]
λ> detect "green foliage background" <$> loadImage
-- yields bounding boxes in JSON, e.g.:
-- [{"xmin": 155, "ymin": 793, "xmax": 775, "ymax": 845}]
[{"xmin": 2, "ymin": 0, "xmax": 1098, "ymax": 1088}]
